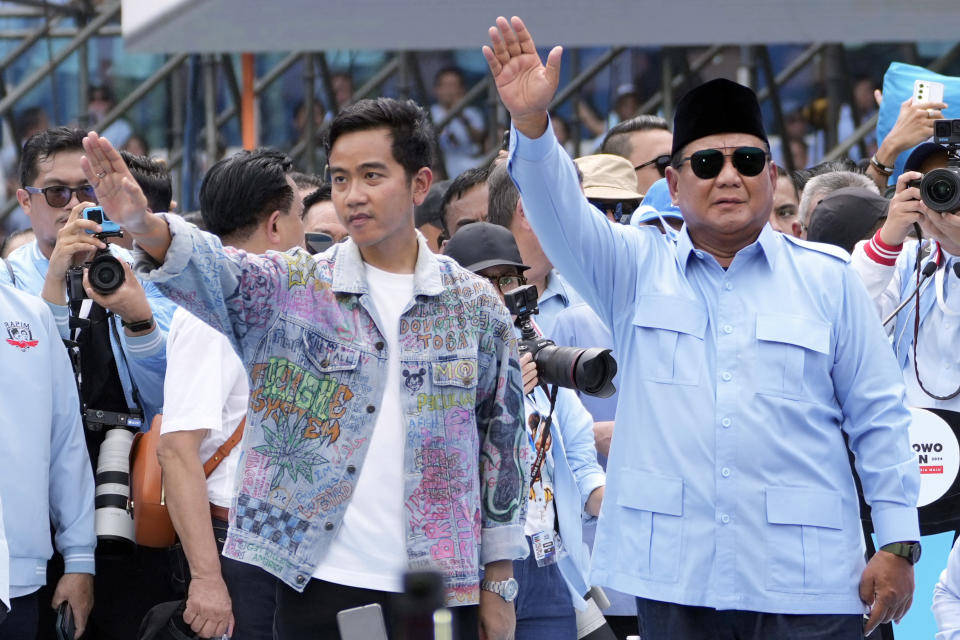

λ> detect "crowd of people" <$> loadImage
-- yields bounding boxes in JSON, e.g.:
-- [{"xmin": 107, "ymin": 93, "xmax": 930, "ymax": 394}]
[{"xmin": 1, "ymin": 14, "xmax": 960, "ymax": 640}]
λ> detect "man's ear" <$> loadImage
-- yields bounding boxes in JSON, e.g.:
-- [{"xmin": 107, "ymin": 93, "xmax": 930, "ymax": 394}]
[
  {"xmin": 265, "ymin": 210, "xmax": 284, "ymax": 242},
  {"xmin": 16, "ymin": 188, "xmax": 31, "ymax": 214},
  {"xmin": 665, "ymin": 166, "xmax": 680, "ymax": 206},
  {"xmin": 411, "ymin": 167, "xmax": 433, "ymax": 206},
  {"xmin": 514, "ymin": 198, "xmax": 531, "ymax": 232}
]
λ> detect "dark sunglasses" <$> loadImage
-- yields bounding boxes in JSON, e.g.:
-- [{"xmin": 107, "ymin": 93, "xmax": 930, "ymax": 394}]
[
  {"xmin": 24, "ymin": 184, "xmax": 98, "ymax": 208},
  {"xmin": 634, "ymin": 154, "xmax": 671, "ymax": 178},
  {"xmin": 679, "ymin": 146, "xmax": 767, "ymax": 180}
]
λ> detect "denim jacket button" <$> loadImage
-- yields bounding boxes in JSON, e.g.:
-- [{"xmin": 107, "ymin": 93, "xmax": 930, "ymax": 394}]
[
  {"xmin": 375, "ymin": 341, "xmax": 385, "ymax": 351},
  {"xmin": 346, "ymin": 465, "xmax": 357, "ymax": 474},
  {"xmin": 320, "ymin": 359, "xmax": 330, "ymax": 368},
  {"xmin": 295, "ymin": 574, "xmax": 306, "ymax": 584},
  {"xmin": 324, "ymin": 521, "xmax": 334, "ymax": 531},
  {"xmin": 366, "ymin": 405, "xmax": 376, "ymax": 413}
]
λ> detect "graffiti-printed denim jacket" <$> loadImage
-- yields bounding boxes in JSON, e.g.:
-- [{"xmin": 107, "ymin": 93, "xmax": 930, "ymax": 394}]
[{"xmin": 135, "ymin": 214, "xmax": 529, "ymax": 604}]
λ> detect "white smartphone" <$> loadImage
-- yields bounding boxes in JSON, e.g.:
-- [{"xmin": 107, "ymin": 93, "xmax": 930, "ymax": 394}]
[
  {"xmin": 913, "ymin": 79, "xmax": 945, "ymax": 105},
  {"xmin": 336, "ymin": 603, "xmax": 389, "ymax": 640}
]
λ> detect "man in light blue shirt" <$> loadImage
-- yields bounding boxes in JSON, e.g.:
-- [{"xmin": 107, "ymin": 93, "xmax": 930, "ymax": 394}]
[
  {"xmin": 487, "ymin": 163, "xmax": 582, "ymax": 336},
  {"xmin": 484, "ymin": 17, "xmax": 920, "ymax": 640}
]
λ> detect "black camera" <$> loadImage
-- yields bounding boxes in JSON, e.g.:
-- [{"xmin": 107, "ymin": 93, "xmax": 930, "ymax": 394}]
[
  {"xmin": 908, "ymin": 119, "xmax": 960, "ymax": 213},
  {"xmin": 504, "ymin": 284, "xmax": 618, "ymax": 398},
  {"xmin": 67, "ymin": 244, "xmax": 126, "ymax": 298}
]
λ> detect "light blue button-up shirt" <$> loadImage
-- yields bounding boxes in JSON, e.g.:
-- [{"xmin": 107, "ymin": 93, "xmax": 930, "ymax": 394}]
[
  {"xmin": 508, "ymin": 122, "xmax": 920, "ymax": 615},
  {"xmin": 536, "ymin": 269, "xmax": 582, "ymax": 337}
]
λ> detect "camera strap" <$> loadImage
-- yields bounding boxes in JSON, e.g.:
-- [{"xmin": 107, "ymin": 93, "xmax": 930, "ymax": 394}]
[
  {"xmin": 529, "ymin": 384, "xmax": 559, "ymax": 487},
  {"xmin": 909, "ymin": 239, "xmax": 960, "ymax": 401},
  {"xmin": 107, "ymin": 311, "xmax": 146, "ymax": 415}
]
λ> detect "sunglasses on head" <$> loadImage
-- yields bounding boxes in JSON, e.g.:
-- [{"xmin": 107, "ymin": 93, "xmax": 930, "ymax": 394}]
[
  {"xmin": 678, "ymin": 146, "xmax": 767, "ymax": 180},
  {"xmin": 24, "ymin": 184, "xmax": 97, "ymax": 208},
  {"xmin": 634, "ymin": 154, "xmax": 671, "ymax": 178}
]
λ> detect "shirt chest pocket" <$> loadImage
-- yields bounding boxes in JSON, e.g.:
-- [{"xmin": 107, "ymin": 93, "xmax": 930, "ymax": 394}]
[
  {"xmin": 754, "ymin": 315, "xmax": 831, "ymax": 399},
  {"xmin": 765, "ymin": 486, "xmax": 848, "ymax": 593},
  {"xmin": 632, "ymin": 296, "xmax": 707, "ymax": 386},
  {"xmin": 302, "ymin": 331, "xmax": 361, "ymax": 374}
]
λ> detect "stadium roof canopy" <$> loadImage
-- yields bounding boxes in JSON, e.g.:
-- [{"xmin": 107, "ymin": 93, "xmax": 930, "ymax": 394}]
[{"xmin": 123, "ymin": 0, "xmax": 960, "ymax": 53}]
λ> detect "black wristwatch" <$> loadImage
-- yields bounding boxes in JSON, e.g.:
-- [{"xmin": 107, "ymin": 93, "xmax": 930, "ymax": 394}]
[
  {"xmin": 880, "ymin": 541, "xmax": 921, "ymax": 565},
  {"xmin": 121, "ymin": 316, "xmax": 155, "ymax": 333}
]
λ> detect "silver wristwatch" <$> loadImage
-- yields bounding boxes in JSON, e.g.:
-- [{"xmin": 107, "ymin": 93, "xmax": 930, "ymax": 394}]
[{"xmin": 480, "ymin": 577, "xmax": 519, "ymax": 602}]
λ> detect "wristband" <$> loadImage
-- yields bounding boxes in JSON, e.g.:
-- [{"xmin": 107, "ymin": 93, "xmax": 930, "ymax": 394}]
[
  {"xmin": 121, "ymin": 316, "xmax": 155, "ymax": 332},
  {"xmin": 870, "ymin": 154, "xmax": 894, "ymax": 177}
]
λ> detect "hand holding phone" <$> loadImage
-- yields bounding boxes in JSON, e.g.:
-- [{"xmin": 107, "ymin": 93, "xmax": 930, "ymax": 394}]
[
  {"xmin": 913, "ymin": 79, "xmax": 945, "ymax": 106},
  {"xmin": 56, "ymin": 602, "xmax": 76, "ymax": 640}
]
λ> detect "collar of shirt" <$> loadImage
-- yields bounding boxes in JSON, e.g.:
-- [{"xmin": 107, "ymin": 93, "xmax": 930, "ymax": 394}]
[
  {"xmin": 540, "ymin": 269, "xmax": 576, "ymax": 307},
  {"xmin": 675, "ymin": 222, "xmax": 781, "ymax": 273},
  {"xmin": 330, "ymin": 232, "xmax": 444, "ymax": 298}
]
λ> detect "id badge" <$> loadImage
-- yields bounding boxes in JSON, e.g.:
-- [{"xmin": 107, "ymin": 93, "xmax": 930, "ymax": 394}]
[{"xmin": 531, "ymin": 530, "xmax": 563, "ymax": 567}]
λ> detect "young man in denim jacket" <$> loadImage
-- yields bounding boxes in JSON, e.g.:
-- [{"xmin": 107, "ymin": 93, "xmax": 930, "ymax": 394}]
[{"xmin": 82, "ymin": 98, "xmax": 529, "ymax": 640}]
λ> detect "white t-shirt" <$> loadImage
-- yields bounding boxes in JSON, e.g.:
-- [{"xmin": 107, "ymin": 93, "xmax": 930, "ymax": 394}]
[
  {"xmin": 312, "ymin": 264, "xmax": 414, "ymax": 592},
  {"xmin": 162, "ymin": 307, "xmax": 249, "ymax": 508}
]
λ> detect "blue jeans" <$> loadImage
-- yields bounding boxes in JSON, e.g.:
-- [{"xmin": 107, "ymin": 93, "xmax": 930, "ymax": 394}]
[
  {"xmin": 212, "ymin": 517, "xmax": 278, "ymax": 640},
  {"xmin": 513, "ymin": 537, "xmax": 577, "ymax": 640},
  {"xmin": 636, "ymin": 597, "xmax": 865, "ymax": 640}
]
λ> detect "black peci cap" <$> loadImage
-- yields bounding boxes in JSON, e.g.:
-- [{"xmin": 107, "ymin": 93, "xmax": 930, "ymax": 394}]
[
  {"xmin": 442, "ymin": 222, "xmax": 529, "ymax": 273},
  {"xmin": 671, "ymin": 78, "xmax": 768, "ymax": 157}
]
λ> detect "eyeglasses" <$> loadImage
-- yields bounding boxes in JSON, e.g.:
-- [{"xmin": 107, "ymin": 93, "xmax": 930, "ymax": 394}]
[
  {"xmin": 678, "ymin": 146, "xmax": 767, "ymax": 180},
  {"xmin": 634, "ymin": 154, "xmax": 671, "ymax": 177},
  {"xmin": 24, "ymin": 184, "xmax": 97, "ymax": 208},
  {"xmin": 484, "ymin": 274, "xmax": 527, "ymax": 293}
]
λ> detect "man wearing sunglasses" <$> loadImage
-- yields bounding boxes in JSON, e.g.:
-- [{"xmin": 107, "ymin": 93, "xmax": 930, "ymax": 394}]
[
  {"xmin": 6, "ymin": 127, "xmax": 179, "ymax": 639},
  {"xmin": 600, "ymin": 115, "xmax": 673, "ymax": 196},
  {"xmin": 486, "ymin": 16, "xmax": 919, "ymax": 640}
]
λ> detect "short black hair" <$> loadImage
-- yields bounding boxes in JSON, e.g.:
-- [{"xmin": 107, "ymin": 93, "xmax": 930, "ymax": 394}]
[
  {"xmin": 303, "ymin": 183, "xmax": 332, "ymax": 211},
  {"xmin": 199, "ymin": 148, "xmax": 294, "ymax": 241},
  {"xmin": 441, "ymin": 165, "xmax": 490, "ymax": 235},
  {"xmin": 120, "ymin": 150, "xmax": 172, "ymax": 213},
  {"xmin": 19, "ymin": 126, "xmax": 85, "ymax": 187},
  {"xmin": 486, "ymin": 163, "xmax": 520, "ymax": 229},
  {"xmin": 324, "ymin": 97, "xmax": 434, "ymax": 180},
  {"xmin": 290, "ymin": 171, "xmax": 325, "ymax": 192},
  {"xmin": 601, "ymin": 115, "xmax": 670, "ymax": 159}
]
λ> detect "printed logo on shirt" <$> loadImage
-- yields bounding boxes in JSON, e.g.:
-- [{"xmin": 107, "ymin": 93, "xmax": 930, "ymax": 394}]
[{"xmin": 4, "ymin": 320, "xmax": 38, "ymax": 350}]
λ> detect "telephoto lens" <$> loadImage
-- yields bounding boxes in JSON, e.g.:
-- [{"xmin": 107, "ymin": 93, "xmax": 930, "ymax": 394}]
[{"xmin": 94, "ymin": 427, "xmax": 136, "ymax": 551}]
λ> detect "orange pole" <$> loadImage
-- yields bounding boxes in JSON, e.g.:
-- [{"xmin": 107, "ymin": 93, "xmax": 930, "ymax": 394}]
[{"xmin": 241, "ymin": 53, "xmax": 256, "ymax": 149}]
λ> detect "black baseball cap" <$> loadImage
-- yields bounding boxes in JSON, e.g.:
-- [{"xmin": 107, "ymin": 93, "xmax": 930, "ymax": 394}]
[
  {"xmin": 442, "ymin": 222, "xmax": 529, "ymax": 273},
  {"xmin": 806, "ymin": 186, "xmax": 888, "ymax": 253},
  {"xmin": 904, "ymin": 142, "xmax": 948, "ymax": 173}
]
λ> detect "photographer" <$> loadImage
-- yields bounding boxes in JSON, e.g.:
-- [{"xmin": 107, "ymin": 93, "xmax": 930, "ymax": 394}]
[
  {"xmin": 445, "ymin": 222, "xmax": 605, "ymax": 640},
  {"xmin": 7, "ymin": 127, "xmax": 176, "ymax": 424},
  {"xmin": 852, "ymin": 145, "xmax": 960, "ymax": 410},
  {"xmin": 6, "ymin": 127, "xmax": 179, "ymax": 639}
]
